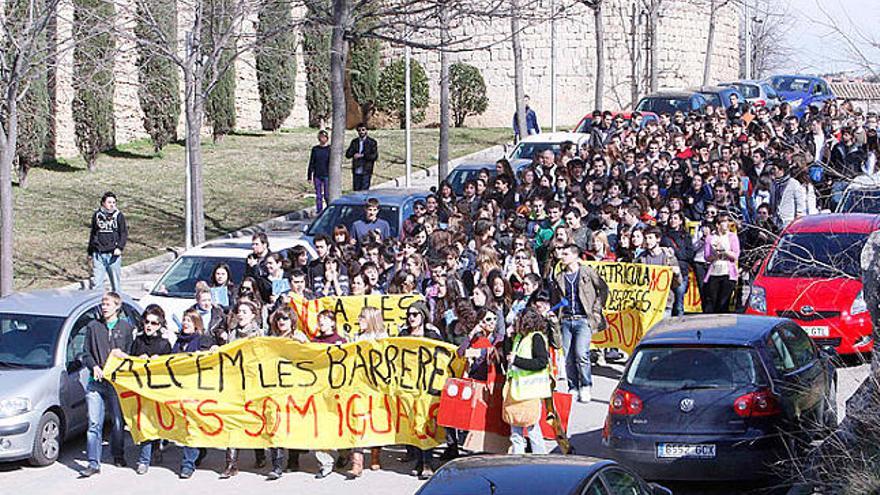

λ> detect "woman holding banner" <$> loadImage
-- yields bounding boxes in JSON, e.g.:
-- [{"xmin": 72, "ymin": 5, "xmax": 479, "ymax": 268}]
[
  {"xmin": 346, "ymin": 306, "xmax": 388, "ymax": 478},
  {"xmin": 220, "ymin": 301, "xmax": 266, "ymax": 479}
]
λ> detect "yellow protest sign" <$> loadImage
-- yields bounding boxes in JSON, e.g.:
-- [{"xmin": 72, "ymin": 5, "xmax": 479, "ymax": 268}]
[
  {"xmin": 684, "ymin": 269, "xmax": 703, "ymax": 313},
  {"xmin": 105, "ymin": 337, "xmax": 466, "ymax": 450},
  {"xmin": 585, "ymin": 261, "xmax": 673, "ymax": 354},
  {"xmin": 288, "ymin": 294, "xmax": 423, "ymax": 340}
]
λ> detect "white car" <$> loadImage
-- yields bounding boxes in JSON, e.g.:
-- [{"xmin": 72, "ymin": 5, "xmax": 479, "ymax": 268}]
[
  {"xmin": 139, "ymin": 232, "xmax": 316, "ymax": 324},
  {"xmin": 507, "ymin": 132, "xmax": 592, "ymax": 162},
  {"xmin": 836, "ymin": 175, "xmax": 880, "ymax": 214}
]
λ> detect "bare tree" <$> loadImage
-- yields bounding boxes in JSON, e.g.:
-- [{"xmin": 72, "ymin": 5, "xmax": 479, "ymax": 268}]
[
  {"xmin": 744, "ymin": 0, "xmax": 794, "ymax": 79},
  {"xmin": 642, "ymin": 0, "xmax": 662, "ymax": 92},
  {"xmin": 437, "ymin": 0, "xmax": 451, "ymax": 182},
  {"xmin": 510, "ymin": 0, "xmax": 526, "ymax": 142},
  {"xmin": 579, "ymin": 0, "xmax": 605, "ymax": 110},
  {"xmin": 0, "ymin": 0, "xmax": 62, "ymax": 295},
  {"xmin": 702, "ymin": 0, "xmax": 733, "ymax": 86},
  {"xmin": 812, "ymin": 0, "xmax": 879, "ymax": 79}
]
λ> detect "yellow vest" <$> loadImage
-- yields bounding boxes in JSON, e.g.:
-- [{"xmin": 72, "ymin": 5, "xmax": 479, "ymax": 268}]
[{"xmin": 508, "ymin": 332, "xmax": 552, "ymax": 401}]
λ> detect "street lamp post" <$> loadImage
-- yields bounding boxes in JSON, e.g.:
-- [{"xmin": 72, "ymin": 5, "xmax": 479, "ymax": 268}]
[{"xmin": 405, "ymin": 45, "xmax": 412, "ymax": 188}]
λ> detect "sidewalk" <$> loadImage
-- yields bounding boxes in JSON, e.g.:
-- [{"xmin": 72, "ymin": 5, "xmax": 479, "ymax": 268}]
[{"xmin": 65, "ymin": 144, "xmax": 506, "ymax": 298}]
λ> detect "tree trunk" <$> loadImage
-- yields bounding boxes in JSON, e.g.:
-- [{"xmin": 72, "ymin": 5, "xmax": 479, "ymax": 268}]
[
  {"xmin": 327, "ymin": 0, "xmax": 349, "ymax": 202},
  {"xmin": 629, "ymin": 2, "xmax": 640, "ymax": 108},
  {"xmin": 648, "ymin": 3, "xmax": 659, "ymax": 93},
  {"xmin": 437, "ymin": 2, "xmax": 450, "ymax": 183},
  {"xmin": 702, "ymin": 0, "xmax": 717, "ymax": 87},
  {"xmin": 0, "ymin": 90, "xmax": 19, "ymax": 296},
  {"xmin": 184, "ymin": 67, "xmax": 206, "ymax": 245},
  {"xmin": 593, "ymin": 1, "xmax": 605, "ymax": 111},
  {"xmin": 511, "ymin": 0, "xmax": 527, "ymax": 143}
]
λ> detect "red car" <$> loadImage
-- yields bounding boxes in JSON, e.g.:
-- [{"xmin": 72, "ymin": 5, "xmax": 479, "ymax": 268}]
[{"xmin": 746, "ymin": 214, "xmax": 879, "ymax": 355}]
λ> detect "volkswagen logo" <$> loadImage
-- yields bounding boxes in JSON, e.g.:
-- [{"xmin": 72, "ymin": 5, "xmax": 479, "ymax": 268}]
[
  {"xmin": 800, "ymin": 305, "xmax": 815, "ymax": 316},
  {"xmin": 680, "ymin": 398, "xmax": 695, "ymax": 413}
]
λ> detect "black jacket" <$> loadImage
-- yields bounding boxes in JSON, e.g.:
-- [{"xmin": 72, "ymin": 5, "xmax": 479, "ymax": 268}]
[
  {"xmin": 662, "ymin": 228, "xmax": 695, "ymax": 277},
  {"xmin": 88, "ymin": 208, "xmax": 128, "ymax": 255},
  {"xmin": 345, "ymin": 136, "xmax": 378, "ymax": 175},
  {"xmin": 130, "ymin": 332, "xmax": 172, "ymax": 357},
  {"xmin": 81, "ymin": 318, "xmax": 135, "ymax": 375},
  {"xmin": 503, "ymin": 333, "xmax": 549, "ymax": 372},
  {"xmin": 307, "ymin": 145, "xmax": 331, "ymax": 179},
  {"xmin": 245, "ymin": 252, "xmax": 273, "ymax": 304}
]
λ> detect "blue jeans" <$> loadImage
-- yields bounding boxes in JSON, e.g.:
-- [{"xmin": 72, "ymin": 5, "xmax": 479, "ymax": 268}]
[
  {"xmin": 92, "ymin": 252, "xmax": 122, "ymax": 292},
  {"xmin": 561, "ymin": 318, "xmax": 593, "ymax": 391},
  {"xmin": 353, "ymin": 173, "xmax": 372, "ymax": 191},
  {"xmin": 314, "ymin": 176, "xmax": 329, "ymax": 214},
  {"xmin": 86, "ymin": 379, "xmax": 125, "ymax": 468},
  {"xmin": 510, "ymin": 422, "xmax": 547, "ymax": 454},
  {"xmin": 180, "ymin": 447, "xmax": 200, "ymax": 473},
  {"xmin": 137, "ymin": 440, "xmax": 160, "ymax": 466},
  {"xmin": 672, "ymin": 274, "xmax": 689, "ymax": 316}
]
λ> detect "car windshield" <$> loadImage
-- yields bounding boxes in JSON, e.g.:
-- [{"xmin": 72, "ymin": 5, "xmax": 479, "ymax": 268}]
[
  {"xmin": 736, "ymin": 84, "xmax": 760, "ymax": 98},
  {"xmin": 698, "ymin": 92, "xmax": 722, "ymax": 107},
  {"xmin": 636, "ymin": 97, "xmax": 691, "ymax": 114},
  {"xmin": 0, "ymin": 313, "xmax": 65, "ymax": 368},
  {"xmin": 152, "ymin": 256, "xmax": 247, "ymax": 298},
  {"xmin": 765, "ymin": 232, "xmax": 867, "ymax": 279},
  {"xmin": 626, "ymin": 346, "xmax": 764, "ymax": 389},
  {"xmin": 509, "ymin": 142, "xmax": 560, "ymax": 160},
  {"xmin": 446, "ymin": 168, "xmax": 496, "ymax": 196},
  {"xmin": 771, "ymin": 77, "xmax": 811, "ymax": 93},
  {"xmin": 307, "ymin": 203, "xmax": 400, "ymax": 238},
  {"xmin": 839, "ymin": 189, "xmax": 880, "ymax": 214}
]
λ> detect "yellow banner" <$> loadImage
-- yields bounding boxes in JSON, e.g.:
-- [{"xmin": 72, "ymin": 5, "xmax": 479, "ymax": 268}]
[
  {"xmin": 105, "ymin": 337, "xmax": 466, "ymax": 449},
  {"xmin": 586, "ymin": 262, "xmax": 673, "ymax": 354},
  {"xmin": 288, "ymin": 294, "xmax": 423, "ymax": 340},
  {"xmin": 684, "ymin": 269, "xmax": 703, "ymax": 313}
]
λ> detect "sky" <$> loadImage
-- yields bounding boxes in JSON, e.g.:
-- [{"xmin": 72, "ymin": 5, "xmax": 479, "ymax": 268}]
[{"xmin": 780, "ymin": 0, "xmax": 880, "ymax": 76}]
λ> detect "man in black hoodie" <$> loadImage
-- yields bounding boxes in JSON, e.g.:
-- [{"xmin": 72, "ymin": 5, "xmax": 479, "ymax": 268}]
[
  {"xmin": 88, "ymin": 192, "xmax": 128, "ymax": 292},
  {"xmin": 79, "ymin": 292, "xmax": 134, "ymax": 477}
]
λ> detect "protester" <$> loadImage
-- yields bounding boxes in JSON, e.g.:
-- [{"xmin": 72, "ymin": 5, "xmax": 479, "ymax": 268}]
[
  {"xmin": 346, "ymin": 123, "xmax": 379, "ymax": 191},
  {"xmin": 512, "ymin": 95, "xmax": 540, "ymax": 141},
  {"xmin": 352, "ymin": 198, "xmax": 392, "ymax": 245},
  {"xmin": 347, "ymin": 306, "xmax": 388, "ymax": 478},
  {"xmin": 79, "ymin": 291, "xmax": 134, "ymax": 477},
  {"xmin": 308, "ymin": 129, "xmax": 331, "ymax": 214},
  {"xmin": 88, "ymin": 192, "xmax": 128, "ymax": 292},
  {"xmin": 703, "ymin": 212, "xmax": 740, "ymax": 313}
]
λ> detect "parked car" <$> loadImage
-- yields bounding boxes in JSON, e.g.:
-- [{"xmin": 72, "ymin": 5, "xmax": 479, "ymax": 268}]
[
  {"xmin": 635, "ymin": 90, "xmax": 709, "ymax": 115},
  {"xmin": 766, "ymin": 75, "xmax": 835, "ymax": 118},
  {"xmin": 690, "ymin": 85, "xmax": 744, "ymax": 110},
  {"xmin": 507, "ymin": 132, "xmax": 592, "ymax": 162},
  {"xmin": 301, "ymin": 188, "xmax": 429, "ymax": 244},
  {"xmin": 444, "ymin": 160, "xmax": 531, "ymax": 196},
  {"xmin": 0, "ymin": 290, "xmax": 142, "ymax": 466},
  {"xmin": 746, "ymin": 214, "xmax": 879, "ymax": 355},
  {"xmin": 604, "ymin": 314, "xmax": 838, "ymax": 481},
  {"xmin": 719, "ymin": 80, "xmax": 782, "ymax": 109},
  {"xmin": 836, "ymin": 175, "xmax": 880, "ymax": 214},
  {"xmin": 140, "ymin": 233, "xmax": 316, "ymax": 322},
  {"xmin": 573, "ymin": 111, "xmax": 660, "ymax": 133},
  {"xmin": 416, "ymin": 454, "xmax": 672, "ymax": 495}
]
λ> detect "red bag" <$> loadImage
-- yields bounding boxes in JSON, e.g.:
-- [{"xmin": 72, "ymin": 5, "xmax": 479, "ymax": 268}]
[
  {"xmin": 437, "ymin": 377, "xmax": 510, "ymax": 436},
  {"xmin": 538, "ymin": 392, "xmax": 573, "ymax": 441}
]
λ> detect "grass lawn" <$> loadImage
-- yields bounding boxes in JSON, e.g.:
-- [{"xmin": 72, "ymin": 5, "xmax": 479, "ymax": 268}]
[{"xmin": 14, "ymin": 127, "xmax": 510, "ymax": 290}]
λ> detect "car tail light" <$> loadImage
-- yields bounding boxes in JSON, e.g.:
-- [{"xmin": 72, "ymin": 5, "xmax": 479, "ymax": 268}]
[
  {"xmin": 609, "ymin": 388, "xmax": 643, "ymax": 416},
  {"xmin": 733, "ymin": 389, "xmax": 781, "ymax": 418}
]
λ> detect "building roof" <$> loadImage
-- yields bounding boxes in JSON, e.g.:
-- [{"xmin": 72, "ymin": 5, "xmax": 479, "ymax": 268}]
[{"xmin": 828, "ymin": 81, "xmax": 880, "ymax": 101}]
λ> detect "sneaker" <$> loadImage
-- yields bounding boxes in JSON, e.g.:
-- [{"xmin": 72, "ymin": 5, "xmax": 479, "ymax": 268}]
[
  {"xmin": 419, "ymin": 465, "xmax": 434, "ymax": 480},
  {"xmin": 604, "ymin": 349, "xmax": 624, "ymax": 363},
  {"xmin": 136, "ymin": 463, "xmax": 148, "ymax": 475},
  {"xmin": 179, "ymin": 469, "xmax": 194, "ymax": 479},
  {"xmin": 315, "ymin": 468, "xmax": 332, "ymax": 479},
  {"xmin": 266, "ymin": 469, "xmax": 282, "ymax": 481},
  {"xmin": 578, "ymin": 387, "xmax": 592, "ymax": 403},
  {"xmin": 78, "ymin": 466, "xmax": 100, "ymax": 478}
]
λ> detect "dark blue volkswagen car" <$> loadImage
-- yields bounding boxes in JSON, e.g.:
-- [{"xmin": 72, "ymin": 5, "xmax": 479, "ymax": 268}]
[{"xmin": 603, "ymin": 315, "xmax": 837, "ymax": 481}]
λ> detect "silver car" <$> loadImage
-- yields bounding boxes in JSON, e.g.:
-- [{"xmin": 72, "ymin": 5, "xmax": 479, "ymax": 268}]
[
  {"xmin": 0, "ymin": 290, "xmax": 142, "ymax": 465},
  {"xmin": 719, "ymin": 80, "xmax": 782, "ymax": 110}
]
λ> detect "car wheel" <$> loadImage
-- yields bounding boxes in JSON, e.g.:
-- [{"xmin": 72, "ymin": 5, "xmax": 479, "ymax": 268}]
[{"xmin": 29, "ymin": 411, "xmax": 61, "ymax": 466}]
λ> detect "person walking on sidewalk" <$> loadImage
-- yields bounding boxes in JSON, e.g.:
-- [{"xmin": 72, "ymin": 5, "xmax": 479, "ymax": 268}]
[
  {"xmin": 88, "ymin": 192, "xmax": 128, "ymax": 292},
  {"xmin": 346, "ymin": 123, "xmax": 378, "ymax": 191},
  {"xmin": 308, "ymin": 129, "xmax": 331, "ymax": 214},
  {"xmin": 78, "ymin": 292, "xmax": 134, "ymax": 477}
]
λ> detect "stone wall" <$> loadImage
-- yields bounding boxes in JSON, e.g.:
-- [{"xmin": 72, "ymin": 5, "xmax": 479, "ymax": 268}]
[{"xmin": 48, "ymin": 0, "xmax": 738, "ymax": 158}]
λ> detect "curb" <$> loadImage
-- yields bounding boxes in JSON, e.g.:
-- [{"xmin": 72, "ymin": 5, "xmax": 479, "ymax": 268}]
[{"xmin": 64, "ymin": 142, "xmax": 508, "ymax": 291}]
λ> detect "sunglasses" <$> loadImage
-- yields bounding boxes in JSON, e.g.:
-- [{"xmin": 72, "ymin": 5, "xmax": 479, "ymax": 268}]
[
  {"xmin": 483, "ymin": 316, "xmax": 497, "ymax": 323},
  {"xmin": 407, "ymin": 312, "xmax": 421, "ymax": 318},
  {"xmin": 144, "ymin": 319, "xmax": 161, "ymax": 326},
  {"xmin": 277, "ymin": 315, "xmax": 291, "ymax": 321},
  {"xmin": 515, "ymin": 255, "xmax": 529, "ymax": 261}
]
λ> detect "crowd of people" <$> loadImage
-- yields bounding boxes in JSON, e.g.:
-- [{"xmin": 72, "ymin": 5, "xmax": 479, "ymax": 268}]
[{"xmin": 80, "ymin": 98, "xmax": 879, "ymax": 481}]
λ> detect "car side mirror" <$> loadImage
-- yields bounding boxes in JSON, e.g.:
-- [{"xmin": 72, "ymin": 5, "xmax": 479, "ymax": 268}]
[{"xmin": 649, "ymin": 483, "xmax": 673, "ymax": 495}]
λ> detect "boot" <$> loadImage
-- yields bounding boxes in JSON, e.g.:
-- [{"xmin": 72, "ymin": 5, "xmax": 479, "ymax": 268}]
[
  {"xmin": 254, "ymin": 449, "xmax": 266, "ymax": 469},
  {"xmin": 286, "ymin": 450, "xmax": 300, "ymax": 472},
  {"xmin": 220, "ymin": 449, "xmax": 239, "ymax": 479},
  {"xmin": 346, "ymin": 452, "xmax": 363, "ymax": 479},
  {"xmin": 369, "ymin": 447, "xmax": 381, "ymax": 470}
]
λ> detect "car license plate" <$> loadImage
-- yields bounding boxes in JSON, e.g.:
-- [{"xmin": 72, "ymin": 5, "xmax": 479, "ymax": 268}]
[
  {"xmin": 656, "ymin": 443, "xmax": 716, "ymax": 459},
  {"xmin": 803, "ymin": 326, "xmax": 830, "ymax": 337}
]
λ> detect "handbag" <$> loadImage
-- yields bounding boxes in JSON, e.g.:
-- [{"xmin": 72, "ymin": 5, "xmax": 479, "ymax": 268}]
[{"xmin": 501, "ymin": 381, "xmax": 541, "ymax": 428}]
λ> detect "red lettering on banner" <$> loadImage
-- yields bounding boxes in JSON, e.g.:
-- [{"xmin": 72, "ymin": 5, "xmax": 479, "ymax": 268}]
[
  {"xmin": 369, "ymin": 395, "xmax": 393, "ymax": 434},
  {"xmin": 262, "ymin": 397, "xmax": 282, "ymax": 437},
  {"xmin": 285, "ymin": 395, "xmax": 318, "ymax": 438},
  {"xmin": 243, "ymin": 400, "xmax": 265, "ymax": 437},
  {"xmin": 649, "ymin": 269, "xmax": 671, "ymax": 291},
  {"xmin": 335, "ymin": 394, "xmax": 344, "ymax": 437},
  {"xmin": 395, "ymin": 396, "xmax": 412, "ymax": 434},
  {"xmin": 289, "ymin": 298, "xmax": 321, "ymax": 337},
  {"xmin": 426, "ymin": 403, "xmax": 440, "ymax": 438},
  {"xmin": 177, "ymin": 399, "xmax": 199, "ymax": 433},
  {"xmin": 196, "ymin": 400, "xmax": 224, "ymax": 436},
  {"xmin": 346, "ymin": 394, "xmax": 366, "ymax": 436},
  {"xmin": 156, "ymin": 401, "xmax": 176, "ymax": 430},
  {"xmin": 119, "ymin": 391, "xmax": 143, "ymax": 431}
]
